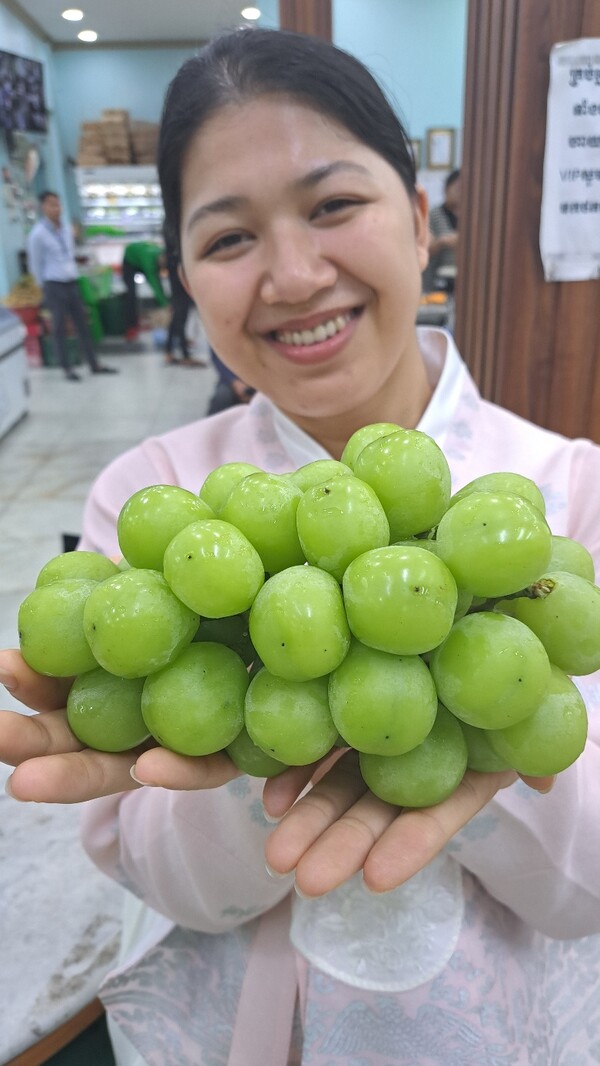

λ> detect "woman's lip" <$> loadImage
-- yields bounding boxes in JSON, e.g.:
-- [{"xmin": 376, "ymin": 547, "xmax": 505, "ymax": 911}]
[
  {"xmin": 262, "ymin": 306, "xmax": 360, "ymax": 336},
  {"xmin": 265, "ymin": 308, "xmax": 362, "ymax": 365}
]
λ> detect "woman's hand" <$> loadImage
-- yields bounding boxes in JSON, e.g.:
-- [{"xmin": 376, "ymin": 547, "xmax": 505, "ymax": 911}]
[
  {"xmin": 263, "ymin": 747, "xmax": 555, "ymax": 897},
  {"xmin": 0, "ymin": 649, "xmax": 240, "ymax": 803}
]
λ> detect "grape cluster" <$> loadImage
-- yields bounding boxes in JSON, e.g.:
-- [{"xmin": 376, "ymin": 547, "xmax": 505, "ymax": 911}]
[{"xmin": 17, "ymin": 423, "xmax": 600, "ymax": 808}]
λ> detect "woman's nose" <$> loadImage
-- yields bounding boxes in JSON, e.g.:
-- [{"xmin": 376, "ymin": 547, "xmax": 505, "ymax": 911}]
[{"xmin": 259, "ymin": 225, "xmax": 337, "ymax": 305}]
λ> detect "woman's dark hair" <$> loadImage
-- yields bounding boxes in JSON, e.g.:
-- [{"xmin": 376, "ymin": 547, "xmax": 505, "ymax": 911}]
[{"xmin": 158, "ymin": 27, "xmax": 417, "ymax": 254}]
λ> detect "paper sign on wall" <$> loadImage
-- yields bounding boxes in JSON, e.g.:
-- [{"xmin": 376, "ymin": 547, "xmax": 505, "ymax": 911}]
[{"xmin": 539, "ymin": 38, "xmax": 600, "ymax": 282}]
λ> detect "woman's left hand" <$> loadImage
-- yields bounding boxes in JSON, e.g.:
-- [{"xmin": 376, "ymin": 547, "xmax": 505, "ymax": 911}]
[{"xmin": 263, "ymin": 751, "xmax": 554, "ymax": 896}]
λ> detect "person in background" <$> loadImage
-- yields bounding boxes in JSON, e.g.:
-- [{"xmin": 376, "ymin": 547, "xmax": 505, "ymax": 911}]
[
  {"xmin": 27, "ymin": 191, "xmax": 118, "ymax": 381},
  {"xmin": 121, "ymin": 240, "xmax": 168, "ymax": 341},
  {"xmin": 207, "ymin": 348, "xmax": 255, "ymax": 413},
  {"xmin": 164, "ymin": 240, "xmax": 207, "ymax": 367},
  {"xmin": 3, "ymin": 30, "xmax": 600, "ymax": 1066},
  {"xmin": 421, "ymin": 168, "xmax": 460, "ymax": 293}
]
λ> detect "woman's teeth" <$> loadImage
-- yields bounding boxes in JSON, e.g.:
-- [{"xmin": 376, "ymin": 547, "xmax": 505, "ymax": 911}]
[{"xmin": 275, "ymin": 312, "xmax": 353, "ymax": 347}]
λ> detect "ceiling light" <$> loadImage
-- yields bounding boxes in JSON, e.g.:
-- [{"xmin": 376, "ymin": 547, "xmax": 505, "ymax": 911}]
[
  {"xmin": 241, "ymin": 7, "xmax": 261, "ymax": 19},
  {"xmin": 78, "ymin": 29, "xmax": 98, "ymax": 41},
  {"xmin": 62, "ymin": 8, "xmax": 84, "ymax": 19}
]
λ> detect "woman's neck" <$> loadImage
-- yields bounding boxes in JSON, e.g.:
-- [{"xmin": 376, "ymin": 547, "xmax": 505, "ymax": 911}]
[{"xmin": 280, "ymin": 344, "xmax": 434, "ymax": 460}]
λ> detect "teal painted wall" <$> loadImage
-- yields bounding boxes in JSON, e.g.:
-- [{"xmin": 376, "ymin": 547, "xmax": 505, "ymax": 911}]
[{"xmin": 333, "ymin": 0, "xmax": 468, "ymax": 145}]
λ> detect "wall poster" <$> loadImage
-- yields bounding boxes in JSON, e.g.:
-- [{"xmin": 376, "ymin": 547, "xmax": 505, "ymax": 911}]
[{"xmin": 540, "ymin": 38, "xmax": 600, "ymax": 281}]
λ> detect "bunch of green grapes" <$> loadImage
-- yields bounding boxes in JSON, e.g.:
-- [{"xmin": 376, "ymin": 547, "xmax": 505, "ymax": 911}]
[{"xmin": 17, "ymin": 425, "xmax": 600, "ymax": 806}]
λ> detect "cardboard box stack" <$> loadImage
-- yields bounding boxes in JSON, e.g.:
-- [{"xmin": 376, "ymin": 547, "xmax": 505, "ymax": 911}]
[
  {"xmin": 77, "ymin": 121, "xmax": 106, "ymax": 165},
  {"xmin": 131, "ymin": 120, "xmax": 160, "ymax": 164},
  {"xmin": 99, "ymin": 109, "xmax": 132, "ymax": 164}
]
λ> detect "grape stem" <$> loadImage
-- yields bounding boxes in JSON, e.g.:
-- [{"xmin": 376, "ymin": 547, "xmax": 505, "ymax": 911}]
[{"xmin": 469, "ymin": 577, "xmax": 556, "ymax": 613}]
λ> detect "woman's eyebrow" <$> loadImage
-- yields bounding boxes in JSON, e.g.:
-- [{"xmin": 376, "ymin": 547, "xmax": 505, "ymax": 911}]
[
  {"xmin": 185, "ymin": 162, "xmax": 371, "ymax": 234},
  {"xmin": 186, "ymin": 195, "xmax": 247, "ymax": 233},
  {"xmin": 296, "ymin": 160, "xmax": 372, "ymax": 189}
]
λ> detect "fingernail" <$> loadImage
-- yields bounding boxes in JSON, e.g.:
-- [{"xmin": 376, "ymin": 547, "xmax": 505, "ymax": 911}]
[
  {"xmin": 130, "ymin": 765, "xmax": 153, "ymax": 786},
  {"xmin": 263, "ymin": 810, "xmax": 282, "ymax": 824},
  {"xmin": 265, "ymin": 861, "xmax": 290, "ymax": 880},
  {"xmin": 294, "ymin": 882, "xmax": 315, "ymax": 900},
  {"xmin": 0, "ymin": 669, "xmax": 17, "ymax": 693}
]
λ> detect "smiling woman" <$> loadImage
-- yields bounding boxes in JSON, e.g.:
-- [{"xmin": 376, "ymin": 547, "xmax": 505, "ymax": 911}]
[{"xmin": 2, "ymin": 25, "xmax": 600, "ymax": 1066}]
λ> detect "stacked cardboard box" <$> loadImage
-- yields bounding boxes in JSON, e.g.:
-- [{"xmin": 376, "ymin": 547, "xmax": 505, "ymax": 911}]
[
  {"xmin": 99, "ymin": 108, "xmax": 132, "ymax": 164},
  {"xmin": 131, "ymin": 120, "xmax": 159, "ymax": 164},
  {"xmin": 77, "ymin": 121, "xmax": 106, "ymax": 165}
]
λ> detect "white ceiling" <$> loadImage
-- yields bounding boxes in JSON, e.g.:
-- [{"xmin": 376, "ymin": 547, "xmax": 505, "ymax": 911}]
[{"xmin": 9, "ymin": 0, "xmax": 262, "ymax": 46}]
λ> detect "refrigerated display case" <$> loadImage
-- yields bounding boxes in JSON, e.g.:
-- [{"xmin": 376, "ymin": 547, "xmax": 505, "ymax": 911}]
[
  {"xmin": 75, "ymin": 165, "xmax": 164, "ymax": 268},
  {"xmin": 0, "ymin": 307, "xmax": 29, "ymax": 441}
]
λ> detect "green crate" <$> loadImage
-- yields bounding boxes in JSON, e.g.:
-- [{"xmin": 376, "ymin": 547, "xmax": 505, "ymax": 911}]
[
  {"xmin": 98, "ymin": 293, "xmax": 127, "ymax": 336},
  {"xmin": 40, "ymin": 335, "xmax": 82, "ymax": 367}
]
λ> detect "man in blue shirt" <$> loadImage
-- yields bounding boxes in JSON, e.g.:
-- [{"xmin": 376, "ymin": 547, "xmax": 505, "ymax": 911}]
[{"xmin": 27, "ymin": 191, "xmax": 117, "ymax": 381}]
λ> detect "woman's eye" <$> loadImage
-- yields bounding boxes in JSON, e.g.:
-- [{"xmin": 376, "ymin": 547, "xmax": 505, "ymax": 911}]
[
  {"xmin": 313, "ymin": 197, "xmax": 360, "ymax": 219},
  {"xmin": 204, "ymin": 231, "xmax": 250, "ymax": 257}
]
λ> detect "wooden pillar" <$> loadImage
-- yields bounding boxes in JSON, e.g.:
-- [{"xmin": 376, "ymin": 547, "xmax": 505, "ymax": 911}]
[
  {"xmin": 455, "ymin": 0, "xmax": 600, "ymax": 443},
  {"xmin": 278, "ymin": 0, "xmax": 332, "ymax": 40}
]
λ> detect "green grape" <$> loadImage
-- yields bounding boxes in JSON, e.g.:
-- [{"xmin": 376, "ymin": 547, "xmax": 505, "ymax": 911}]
[
  {"xmin": 450, "ymin": 472, "xmax": 546, "ymax": 516},
  {"xmin": 458, "ymin": 720, "xmax": 512, "ymax": 773},
  {"xmin": 19, "ymin": 578, "xmax": 99, "ymax": 677},
  {"xmin": 487, "ymin": 665, "xmax": 588, "ymax": 775},
  {"xmin": 198, "ymin": 461, "xmax": 262, "ymax": 514},
  {"xmin": 226, "ymin": 724, "xmax": 289, "ymax": 778},
  {"xmin": 244, "ymin": 668, "xmax": 337, "ymax": 765},
  {"xmin": 83, "ymin": 568, "xmax": 199, "ymax": 678},
  {"xmin": 142, "ymin": 642, "xmax": 248, "ymax": 756},
  {"xmin": 163, "ymin": 519, "xmax": 265, "ymax": 617},
  {"xmin": 193, "ymin": 612, "xmax": 256, "ymax": 665},
  {"xmin": 429, "ymin": 611, "xmax": 551, "ymax": 729},
  {"xmin": 296, "ymin": 475, "xmax": 390, "ymax": 583},
  {"xmin": 548, "ymin": 535, "xmax": 595, "ymax": 582},
  {"xmin": 219, "ymin": 472, "xmax": 305, "ymax": 574},
  {"xmin": 342, "ymin": 545, "xmax": 457, "ymax": 655},
  {"xmin": 353, "ymin": 428, "xmax": 452, "ymax": 539},
  {"xmin": 393, "ymin": 538, "xmax": 473, "ymax": 620},
  {"xmin": 36, "ymin": 551, "xmax": 119, "ymax": 587},
  {"xmin": 340, "ymin": 422, "xmax": 402, "ymax": 470},
  {"xmin": 289, "ymin": 459, "xmax": 353, "ymax": 492},
  {"xmin": 328, "ymin": 639, "xmax": 437, "ymax": 755},
  {"xmin": 249, "ymin": 565, "xmax": 351, "ymax": 681},
  {"xmin": 117, "ymin": 484, "xmax": 214, "ymax": 570},
  {"xmin": 500, "ymin": 571, "xmax": 600, "ymax": 676},
  {"xmin": 66, "ymin": 668, "xmax": 148, "ymax": 752},
  {"xmin": 359, "ymin": 705, "xmax": 468, "ymax": 808},
  {"xmin": 434, "ymin": 491, "xmax": 552, "ymax": 597}
]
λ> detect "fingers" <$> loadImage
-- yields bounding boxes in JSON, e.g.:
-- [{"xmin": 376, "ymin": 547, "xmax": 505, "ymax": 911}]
[
  {"xmin": 0, "ymin": 649, "xmax": 72, "ymax": 712},
  {"xmin": 362, "ymin": 769, "xmax": 517, "ymax": 893},
  {"xmin": 262, "ymin": 747, "xmax": 348, "ymax": 820},
  {"xmin": 265, "ymin": 751, "xmax": 371, "ymax": 883},
  {"xmin": 520, "ymin": 773, "xmax": 555, "ymax": 793},
  {"xmin": 265, "ymin": 765, "xmax": 521, "ymax": 899},
  {"xmin": 7, "ymin": 747, "xmax": 142, "ymax": 803},
  {"xmin": 0, "ymin": 707, "xmax": 83, "ymax": 767},
  {"xmin": 132, "ymin": 745, "xmax": 241, "ymax": 790}
]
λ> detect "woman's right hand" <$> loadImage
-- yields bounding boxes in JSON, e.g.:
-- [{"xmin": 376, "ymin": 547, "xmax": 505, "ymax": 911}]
[{"xmin": 0, "ymin": 648, "xmax": 241, "ymax": 803}]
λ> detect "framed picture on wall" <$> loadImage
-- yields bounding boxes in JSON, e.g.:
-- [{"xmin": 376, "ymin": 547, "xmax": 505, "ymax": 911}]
[
  {"xmin": 425, "ymin": 128, "xmax": 455, "ymax": 169},
  {"xmin": 410, "ymin": 139, "xmax": 422, "ymax": 169}
]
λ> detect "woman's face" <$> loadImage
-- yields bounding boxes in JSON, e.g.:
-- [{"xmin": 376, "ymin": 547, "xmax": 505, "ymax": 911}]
[{"xmin": 179, "ymin": 96, "xmax": 429, "ymax": 428}]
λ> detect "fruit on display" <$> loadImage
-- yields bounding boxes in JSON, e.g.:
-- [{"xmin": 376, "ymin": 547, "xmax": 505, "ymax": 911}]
[{"xmin": 16, "ymin": 425, "xmax": 598, "ymax": 808}]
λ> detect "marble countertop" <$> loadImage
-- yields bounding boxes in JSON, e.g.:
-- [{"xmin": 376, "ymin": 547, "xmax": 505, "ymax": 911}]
[{"xmin": 0, "ymin": 759, "xmax": 124, "ymax": 1063}]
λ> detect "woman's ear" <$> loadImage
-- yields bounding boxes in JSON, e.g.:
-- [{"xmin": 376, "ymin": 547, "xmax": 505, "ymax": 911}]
[
  {"xmin": 178, "ymin": 263, "xmax": 193, "ymax": 298},
  {"xmin": 413, "ymin": 186, "xmax": 430, "ymax": 272}
]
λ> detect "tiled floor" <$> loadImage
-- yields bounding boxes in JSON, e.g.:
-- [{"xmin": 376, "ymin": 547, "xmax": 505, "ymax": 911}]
[{"xmin": 0, "ymin": 330, "xmax": 217, "ymax": 716}]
